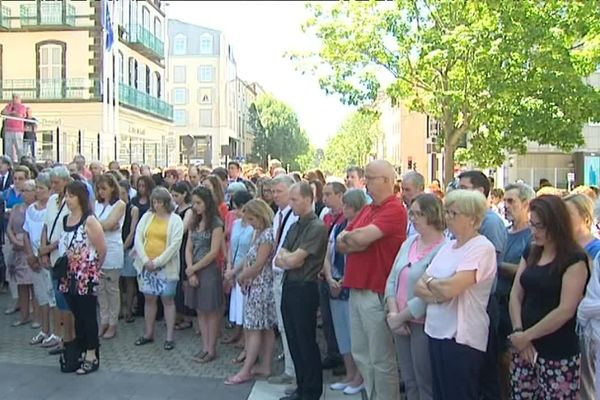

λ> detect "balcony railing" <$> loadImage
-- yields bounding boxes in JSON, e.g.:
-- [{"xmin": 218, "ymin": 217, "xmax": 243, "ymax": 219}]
[
  {"xmin": 1, "ymin": 79, "xmax": 97, "ymax": 101},
  {"xmin": 119, "ymin": 84, "xmax": 173, "ymax": 121},
  {"xmin": 128, "ymin": 24, "xmax": 164, "ymax": 58},
  {"xmin": 0, "ymin": 6, "xmax": 10, "ymax": 29},
  {"xmin": 20, "ymin": 2, "xmax": 76, "ymax": 27}
]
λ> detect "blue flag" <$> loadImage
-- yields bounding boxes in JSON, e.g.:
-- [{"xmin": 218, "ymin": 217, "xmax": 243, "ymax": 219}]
[{"xmin": 103, "ymin": 0, "xmax": 114, "ymax": 52}]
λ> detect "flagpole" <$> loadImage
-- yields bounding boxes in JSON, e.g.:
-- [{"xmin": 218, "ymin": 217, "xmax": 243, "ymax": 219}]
[
  {"xmin": 112, "ymin": 0, "xmax": 120, "ymax": 164},
  {"xmin": 101, "ymin": 0, "xmax": 108, "ymax": 163}
]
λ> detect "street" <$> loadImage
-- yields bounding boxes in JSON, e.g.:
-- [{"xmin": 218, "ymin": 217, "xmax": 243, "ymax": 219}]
[{"xmin": 0, "ymin": 292, "xmax": 353, "ymax": 400}]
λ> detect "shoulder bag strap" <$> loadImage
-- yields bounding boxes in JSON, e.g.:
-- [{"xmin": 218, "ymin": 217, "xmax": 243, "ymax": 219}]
[{"xmin": 48, "ymin": 200, "xmax": 66, "ymax": 242}]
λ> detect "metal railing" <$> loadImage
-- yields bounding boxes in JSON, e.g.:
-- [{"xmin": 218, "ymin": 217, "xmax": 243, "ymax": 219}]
[
  {"xmin": 128, "ymin": 24, "xmax": 164, "ymax": 58},
  {"xmin": 119, "ymin": 83, "xmax": 173, "ymax": 121},
  {"xmin": 0, "ymin": 78, "xmax": 97, "ymax": 100},
  {"xmin": 20, "ymin": 2, "xmax": 76, "ymax": 27},
  {"xmin": 0, "ymin": 6, "xmax": 10, "ymax": 29}
]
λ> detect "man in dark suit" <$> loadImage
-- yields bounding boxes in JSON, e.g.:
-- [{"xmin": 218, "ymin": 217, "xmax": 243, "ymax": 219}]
[
  {"xmin": 0, "ymin": 155, "xmax": 11, "ymax": 291},
  {"xmin": 0, "ymin": 155, "xmax": 13, "ymax": 192}
]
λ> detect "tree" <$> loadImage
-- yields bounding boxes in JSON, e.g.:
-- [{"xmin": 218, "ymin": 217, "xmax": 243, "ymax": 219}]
[
  {"xmin": 322, "ymin": 110, "xmax": 381, "ymax": 176},
  {"xmin": 249, "ymin": 93, "xmax": 310, "ymax": 171},
  {"xmin": 293, "ymin": 0, "xmax": 600, "ymax": 183}
]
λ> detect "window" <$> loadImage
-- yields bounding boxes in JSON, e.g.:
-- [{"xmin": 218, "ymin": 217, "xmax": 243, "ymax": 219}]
[
  {"xmin": 198, "ymin": 66, "xmax": 214, "ymax": 82},
  {"xmin": 154, "ymin": 17, "xmax": 162, "ymax": 40},
  {"xmin": 173, "ymin": 88, "xmax": 187, "ymax": 104},
  {"xmin": 118, "ymin": 51, "xmax": 125, "ymax": 83},
  {"xmin": 155, "ymin": 72, "xmax": 162, "ymax": 98},
  {"xmin": 199, "ymin": 109, "xmax": 212, "ymax": 127},
  {"xmin": 200, "ymin": 34, "xmax": 213, "ymax": 54},
  {"xmin": 174, "ymin": 109, "xmax": 187, "ymax": 126},
  {"xmin": 198, "ymin": 88, "xmax": 212, "ymax": 104},
  {"xmin": 173, "ymin": 66, "xmax": 186, "ymax": 83},
  {"xmin": 38, "ymin": 43, "xmax": 63, "ymax": 98},
  {"xmin": 145, "ymin": 66, "xmax": 151, "ymax": 94},
  {"xmin": 128, "ymin": 57, "xmax": 136, "ymax": 86},
  {"xmin": 142, "ymin": 6, "xmax": 150, "ymax": 31},
  {"xmin": 137, "ymin": 62, "xmax": 145, "ymax": 91},
  {"xmin": 173, "ymin": 34, "xmax": 186, "ymax": 55}
]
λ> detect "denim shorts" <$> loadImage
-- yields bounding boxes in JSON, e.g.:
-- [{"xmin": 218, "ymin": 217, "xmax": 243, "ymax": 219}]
[{"xmin": 52, "ymin": 279, "xmax": 70, "ymax": 311}]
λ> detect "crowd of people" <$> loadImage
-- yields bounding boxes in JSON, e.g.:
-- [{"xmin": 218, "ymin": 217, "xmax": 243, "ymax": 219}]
[{"xmin": 2, "ymin": 151, "xmax": 600, "ymax": 400}]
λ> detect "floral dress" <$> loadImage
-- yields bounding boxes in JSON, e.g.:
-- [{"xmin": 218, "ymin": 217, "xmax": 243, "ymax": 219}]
[
  {"xmin": 243, "ymin": 228, "xmax": 277, "ymax": 330},
  {"xmin": 58, "ymin": 216, "xmax": 100, "ymax": 296},
  {"xmin": 7, "ymin": 203, "xmax": 32, "ymax": 285}
]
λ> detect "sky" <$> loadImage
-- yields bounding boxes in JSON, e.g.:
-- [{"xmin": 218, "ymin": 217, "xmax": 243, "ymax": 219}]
[{"xmin": 166, "ymin": 1, "xmax": 355, "ymax": 149}]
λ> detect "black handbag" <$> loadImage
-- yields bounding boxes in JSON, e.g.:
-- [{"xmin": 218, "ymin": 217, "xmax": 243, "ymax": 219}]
[
  {"xmin": 59, "ymin": 340, "xmax": 83, "ymax": 373},
  {"xmin": 51, "ymin": 214, "xmax": 87, "ymax": 280}
]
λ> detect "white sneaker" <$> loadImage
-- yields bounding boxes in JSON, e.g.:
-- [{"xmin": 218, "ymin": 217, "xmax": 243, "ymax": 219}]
[
  {"xmin": 29, "ymin": 331, "xmax": 47, "ymax": 345},
  {"xmin": 41, "ymin": 334, "xmax": 61, "ymax": 348},
  {"xmin": 329, "ymin": 382, "xmax": 348, "ymax": 391},
  {"xmin": 343, "ymin": 384, "xmax": 365, "ymax": 395}
]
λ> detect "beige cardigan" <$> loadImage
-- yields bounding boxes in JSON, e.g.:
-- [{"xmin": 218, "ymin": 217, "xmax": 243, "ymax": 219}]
[{"xmin": 133, "ymin": 212, "xmax": 184, "ymax": 281}]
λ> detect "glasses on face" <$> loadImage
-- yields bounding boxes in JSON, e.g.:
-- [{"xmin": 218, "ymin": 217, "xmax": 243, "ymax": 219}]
[
  {"xmin": 504, "ymin": 198, "xmax": 516, "ymax": 205},
  {"xmin": 529, "ymin": 220, "xmax": 546, "ymax": 230},
  {"xmin": 408, "ymin": 209, "xmax": 425, "ymax": 219},
  {"xmin": 445, "ymin": 209, "xmax": 462, "ymax": 219},
  {"xmin": 364, "ymin": 175, "xmax": 386, "ymax": 182}
]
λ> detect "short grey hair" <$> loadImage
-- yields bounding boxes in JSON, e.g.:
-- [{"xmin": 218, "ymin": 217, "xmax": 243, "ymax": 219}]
[
  {"xmin": 504, "ymin": 183, "xmax": 535, "ymax": 202},
  {"xmin": 272, "ymin": 174, "xmax": 295, "ymax": 188},
  {"xmin": 149, "ymin": 187, "xmax": 175, "ymax": 213},
  {"xmin": 22, "ymin": 179, "xmax": 36, "ymax": 191},
  {"xmin": 49, "ymin": 165, "xmax": 71, "ymax": 181},
  {"xmin": 342, "ymin": 189, "xmax": 368, "ymax": 212},
  {"xmin": 0, "ymin": 155, "xmax": 12, "ymax": 167},
  {"xmin": 403, "ymin": 171, "xmax": 425, "ymax": 191},
  {"xmin": 35, "ymin": 172, "xmax": 51, "ymax": 188}
]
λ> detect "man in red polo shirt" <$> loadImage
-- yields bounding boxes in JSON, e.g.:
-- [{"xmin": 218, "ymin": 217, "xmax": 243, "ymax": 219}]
[{"xmin": 337, "ymin": 160, "xmax": 407, "ymax": 400}]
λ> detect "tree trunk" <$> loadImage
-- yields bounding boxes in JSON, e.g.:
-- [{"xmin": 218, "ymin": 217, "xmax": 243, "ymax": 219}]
[{"xmin": 443, "ymin": 140, "xmax": 457, "ymax": 187}]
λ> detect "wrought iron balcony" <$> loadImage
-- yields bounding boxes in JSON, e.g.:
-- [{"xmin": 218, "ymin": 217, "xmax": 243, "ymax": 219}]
[
  {"xmin": 119, "ymin": 83, "xmax": 173, "ymax": 121},
  {"xmin": 20, "ymin": 2, "xmax": 76, "ymax": 27},
  {"xmin": 127, "ymin": 24, "xmax": 165, "ymax": 59},
  {"xmin": 1, "ymin": 78, "xmax": 97, "ymax": 100}
]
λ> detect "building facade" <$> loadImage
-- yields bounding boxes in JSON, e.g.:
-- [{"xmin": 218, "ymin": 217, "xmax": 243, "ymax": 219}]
[
  {"xmin": 0, "ymin": 0, "xmax": 175, "ymax": 166},
  {"xmin": 167, "ymin": 19, "xmax": 243, "ymax": 167},
  {"xmin": 374, "ymin": 94, "xmax": 441, "ymax": 183},
  {"xmin": 504, "ymin": 69, "xmax": 600, "ymax": 189}
]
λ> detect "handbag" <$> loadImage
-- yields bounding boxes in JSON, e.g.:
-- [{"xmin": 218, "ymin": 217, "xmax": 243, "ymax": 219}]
[
  {"xmin": 51, "ymin": 214, "xmax": 86, "ymax": 280},
  {"xmin": 59, "ymin": 340, "xmax": 83, "ymax": 373}
]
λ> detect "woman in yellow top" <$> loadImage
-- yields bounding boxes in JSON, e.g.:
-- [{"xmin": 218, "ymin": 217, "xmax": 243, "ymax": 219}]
[{"xmin": 133, "ymin": 187, "xmax": 184, "ymax": 351}]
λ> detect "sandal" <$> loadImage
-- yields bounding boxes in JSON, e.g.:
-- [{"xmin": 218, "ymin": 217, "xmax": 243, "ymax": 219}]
[
  {"xmin": 11, "ymin": 319, "xmax": 31, "ymax": 327},
  {"xmin": 134, "ymin": 336, "xmax": 154, "ymax": 346},
  {"xmin": 125, "ymin": 316, "xmax": 135, "ymax": 323},
  {"xmin": 192, "ymin": 351, "xmax": 208, "ymax": 362},
  {"xmin": 198, "ymin": 353, "xmax": 216, "ymax": 364},
  {"xmin": 76, "ymin": 359, "xmax": 99, "ymax": 375},
  {"xmin": 174, "ymin": 321, "xmax": 192, "ymax": 331},
  {"xmin": 231, "ymin": 350, "xmax": 247, "ymax": 364},
  {"xmin": 164, "ymin": 341, "xmax": 175, "ymax": 351},
  {"xmin": 224, "ymin": 374, "xmax": 254, "ymax": 385}
]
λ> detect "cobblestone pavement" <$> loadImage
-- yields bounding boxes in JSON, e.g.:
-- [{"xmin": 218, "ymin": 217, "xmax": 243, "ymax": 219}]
[{"xmin": 0, "ymin": 291, "xmax": 276, "ymax": 380}]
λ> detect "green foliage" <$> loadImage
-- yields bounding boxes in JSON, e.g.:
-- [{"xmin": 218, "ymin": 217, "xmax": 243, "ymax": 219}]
[
  {"xmin": 248, "ymin": 94, "xmax": 310, "ymax": 171},
  {"xmin": 293, "ymin": 0, "xmax": 600, "ymax": 182},
  {"xmin": 296, "ymin": 144, "xmax": 321, "ymax": 172},
  {"xmin": 322, "ymin": 110, "xmax": 381, "ymax": 176}
]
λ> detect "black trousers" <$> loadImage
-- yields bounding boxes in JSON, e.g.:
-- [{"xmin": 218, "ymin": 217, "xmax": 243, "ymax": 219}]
[
  {"xmin": 478, "ymin": 294, "xmax": 501, "ymax": 400},
  {"xmin": 429, "ymin": 338, "xmax": 484, "ymax": 400},
  {"xmin": 282, "ymin": 281, "xmax": 322, "ymax": 400},
  {"xmin": 65, "ymin": 293, "xmax": 100, "ymax": 353},
  {"xmin": 318, "ymin": 279, "xmax": 340, "ymax": 359}
]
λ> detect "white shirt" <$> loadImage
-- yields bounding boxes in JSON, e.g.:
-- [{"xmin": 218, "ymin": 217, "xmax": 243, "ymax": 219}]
[
  {"xmin": 23, "ymin": 203, "xmax": 47, "ymax": 256},
  {"xmin": 44, "ymin": 194, "xmax": 70, "ymax": 265},
  {"xmin": 272, "ymin": 205, "xmax": 299, "ymax": 273},
  {"xmin": 95, "ymin": 201, "xmax": 124, "ymax": 269}
]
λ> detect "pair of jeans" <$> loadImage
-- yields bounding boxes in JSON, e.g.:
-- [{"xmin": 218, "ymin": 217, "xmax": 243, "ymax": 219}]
[{"xmin": 64, "ymin": 293, "xmax": 99, "ymax": 353}]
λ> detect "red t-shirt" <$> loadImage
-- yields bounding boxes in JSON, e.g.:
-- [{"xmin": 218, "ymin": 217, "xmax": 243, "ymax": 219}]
[
  {"xmin": 344, "ymin": 195, "xmax": 407, "ymax": 294},
  {"xmin": 323, "ymin": 210, "xmax": 344, "ymax": 232}
]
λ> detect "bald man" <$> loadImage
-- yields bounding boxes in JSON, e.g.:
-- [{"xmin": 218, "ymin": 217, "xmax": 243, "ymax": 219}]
[{"xmin": 337, "ymin": 160, "xmax": 407, "ymax": 400}]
